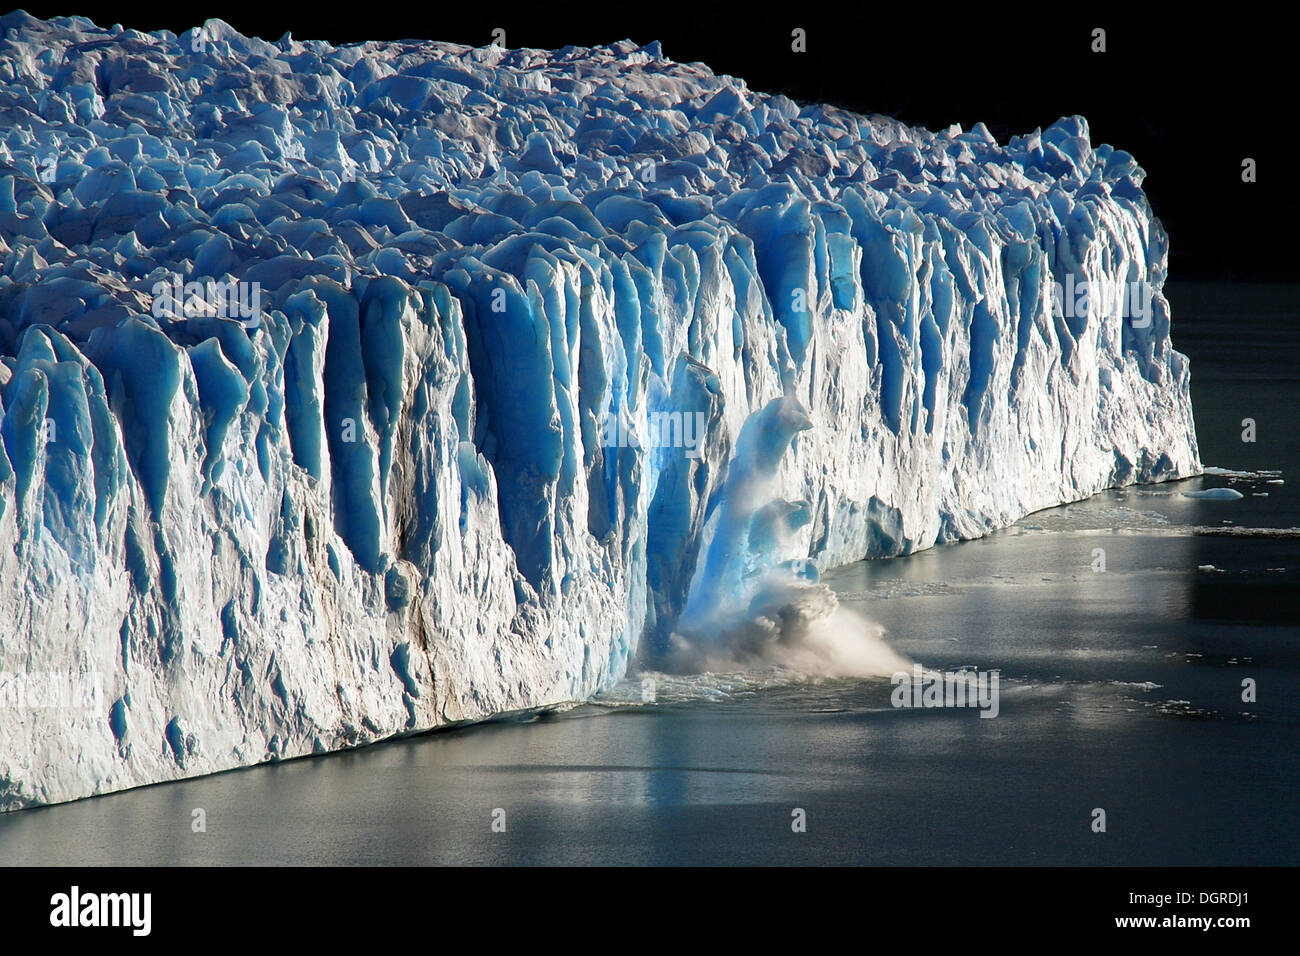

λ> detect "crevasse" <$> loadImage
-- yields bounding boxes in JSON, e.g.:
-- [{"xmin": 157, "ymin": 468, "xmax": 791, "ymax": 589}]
[{"xmin": 0, "ymin": 14, "xmax": 1197, "ymax": 808}]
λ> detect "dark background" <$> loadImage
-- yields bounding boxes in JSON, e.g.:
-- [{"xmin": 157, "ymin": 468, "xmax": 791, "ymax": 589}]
[{"xmin": 6, "ymin": 6, "xmax": 1294, "ymax": 282}]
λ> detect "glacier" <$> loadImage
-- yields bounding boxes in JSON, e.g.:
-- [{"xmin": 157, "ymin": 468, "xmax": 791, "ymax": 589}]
[{"xmin": 0, "ymin": 13, "xmax": 1198, "ymax": 809}]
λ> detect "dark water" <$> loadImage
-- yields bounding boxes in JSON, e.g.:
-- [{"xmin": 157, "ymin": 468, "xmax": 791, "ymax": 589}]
[{"xmin": 1, "ymin": 281, "xmax": 1296, "ymax": 865}]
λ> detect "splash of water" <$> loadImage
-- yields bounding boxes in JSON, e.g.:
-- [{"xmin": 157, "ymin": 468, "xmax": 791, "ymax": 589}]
[{"xmin": 666, "ymin": 567, "xmax": 910, "ymax": 677}]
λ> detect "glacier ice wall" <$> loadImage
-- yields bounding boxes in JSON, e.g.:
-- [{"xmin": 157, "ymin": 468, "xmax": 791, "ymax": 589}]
[{"xmin": 0, "ymin": 13, "xmax": 1198, "ymax": 808}]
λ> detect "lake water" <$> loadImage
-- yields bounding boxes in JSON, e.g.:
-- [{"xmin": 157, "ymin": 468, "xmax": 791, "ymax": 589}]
[{"xmin": 2, "ymin": 281, "xmax": 1296, "ymax": 865}]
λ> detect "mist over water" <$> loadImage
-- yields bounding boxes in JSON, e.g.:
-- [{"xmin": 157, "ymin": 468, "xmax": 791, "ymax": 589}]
[{"xmin": 664, "ymin": 573, "xmax": 910, "ymax": 678}]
